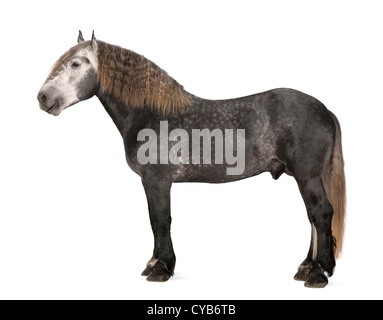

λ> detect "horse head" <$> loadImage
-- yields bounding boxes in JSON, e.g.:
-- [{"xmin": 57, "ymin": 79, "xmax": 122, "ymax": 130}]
[{"xmin": 37, "ymin": 31, "xmax": 99, "ymax": 116}]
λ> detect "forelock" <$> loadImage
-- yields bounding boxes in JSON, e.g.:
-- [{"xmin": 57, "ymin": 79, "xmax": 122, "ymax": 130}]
[{"xmin": 47, "ymin": 41, "xmax": 91, "ymax": 80}]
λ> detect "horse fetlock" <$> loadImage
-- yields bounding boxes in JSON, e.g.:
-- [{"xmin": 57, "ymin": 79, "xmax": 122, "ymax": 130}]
[
  {"xmin": 317, "ymin": 253, "xmax": 335, "ymax": 277},
  {"xmin": 323, "ymin": 260, "xmax": 335, "ymax": 277}
]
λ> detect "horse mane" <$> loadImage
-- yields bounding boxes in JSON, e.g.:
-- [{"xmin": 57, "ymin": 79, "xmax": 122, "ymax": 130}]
[{"xmin": 97, "ymin": 41, "xmax": 192, "ymax": 113}]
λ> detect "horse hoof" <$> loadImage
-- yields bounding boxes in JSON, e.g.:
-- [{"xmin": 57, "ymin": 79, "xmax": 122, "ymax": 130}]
[
  {"xmin": 146, "ymin": 271, "xmax": 171, "ymax": 282},
  {"xmin": 146, "ymin": 265, "xmax": 172, "ymax": 282},
  {"xmin": 294, "ymin": 261, "xmax": 313, "ymax": 282},
  {"xmin": 294, "ymin": 268, "xmax": 311, "ymax": 282},
  {"xmin": 142, "ymin": 258, "xmax": 158, "ymax": 276},
  {"xmin": 304, "ymin": 270, "xmax": 328, "ymax": 288},
  {"xmin": 141, "ymin": 267, "xmax": 152, "ymax": 276}
]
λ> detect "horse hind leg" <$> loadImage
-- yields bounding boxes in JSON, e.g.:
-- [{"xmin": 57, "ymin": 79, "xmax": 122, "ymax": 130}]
[{"xmin": 295, "ymin": 177, "xmax": 335, "ymax": 288}]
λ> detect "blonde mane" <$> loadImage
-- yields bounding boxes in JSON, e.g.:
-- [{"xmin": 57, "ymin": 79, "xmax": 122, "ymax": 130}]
[{"xmin": 97, "ymin": 41, "xmax": 191, "ymax": 113}]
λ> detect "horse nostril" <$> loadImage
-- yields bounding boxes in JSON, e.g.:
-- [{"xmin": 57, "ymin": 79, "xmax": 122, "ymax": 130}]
[{"xmin": 38, "ymin": 92, "xmax": 48, "ymax": 104}]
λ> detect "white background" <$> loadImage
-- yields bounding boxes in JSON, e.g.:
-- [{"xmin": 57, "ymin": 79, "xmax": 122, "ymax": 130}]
[{"xmin": 0, "ymin": 0, "xmax": 382, "ymax": 299}]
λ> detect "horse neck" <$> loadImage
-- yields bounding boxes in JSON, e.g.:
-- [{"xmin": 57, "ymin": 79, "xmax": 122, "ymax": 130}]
[{"xmin": 96, "ymin": 87, "xmax": 135, "ymax": 135}]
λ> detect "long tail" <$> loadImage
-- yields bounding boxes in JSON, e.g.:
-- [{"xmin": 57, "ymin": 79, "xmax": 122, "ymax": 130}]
[{"xmin": 322, "ymin": 112, "xmax": 346, "ymax": 259}]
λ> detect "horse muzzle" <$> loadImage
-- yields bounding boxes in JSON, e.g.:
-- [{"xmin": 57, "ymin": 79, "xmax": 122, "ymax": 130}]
[{"xmin": 37, "ymin": 89, "xmax": 61, "ymax": 116}]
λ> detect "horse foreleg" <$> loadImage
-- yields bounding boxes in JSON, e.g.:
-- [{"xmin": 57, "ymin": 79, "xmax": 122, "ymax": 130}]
[{"xmin": 141, "ymin": 178, "xmax": 175, "ymax": 282}]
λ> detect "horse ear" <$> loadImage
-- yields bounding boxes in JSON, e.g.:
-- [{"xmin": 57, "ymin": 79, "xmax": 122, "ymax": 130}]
[
  {"xmin": 78, "ymin": 30, "xmax": 85, "ymax": 43},
  {"xmin": 90, "ymin": 30, "xmax": 97, "ymax": 49}
]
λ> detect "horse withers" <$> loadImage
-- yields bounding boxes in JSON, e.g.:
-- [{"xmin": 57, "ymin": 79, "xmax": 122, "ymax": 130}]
[{"xmin": 38, "ymin": 31, "xmax": 345, "ymax": 288}]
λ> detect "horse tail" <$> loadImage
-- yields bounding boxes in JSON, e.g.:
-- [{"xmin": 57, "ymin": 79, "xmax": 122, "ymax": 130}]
[{"xmin": 322, "ymin": 112, "xmax": 346, "ymax": 259}]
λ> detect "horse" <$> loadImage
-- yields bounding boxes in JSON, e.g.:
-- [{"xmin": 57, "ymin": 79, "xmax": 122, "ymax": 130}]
[{"xmin": 37, "ymin": 31, "xmax": 346, "ymax": 288}]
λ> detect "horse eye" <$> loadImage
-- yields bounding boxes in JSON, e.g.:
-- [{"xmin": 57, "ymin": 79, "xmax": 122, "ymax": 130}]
[{"xmin": 71, "ymin": 62, "xmax": 80, "ymax": 69}]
